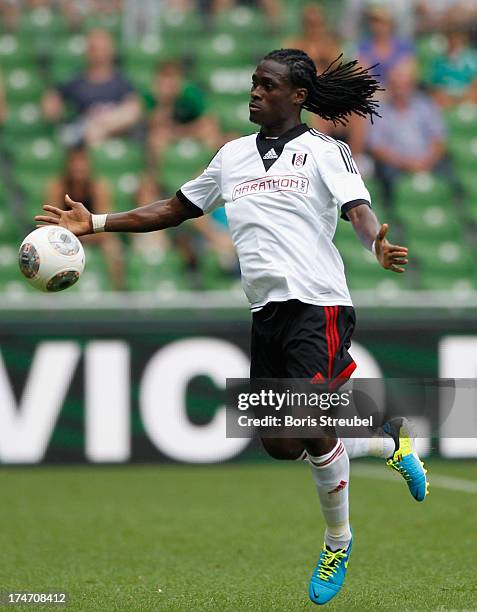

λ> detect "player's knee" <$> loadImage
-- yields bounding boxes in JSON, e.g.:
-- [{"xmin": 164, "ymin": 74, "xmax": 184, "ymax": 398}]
[{"xmin": 260, "ymin": 438, "xmax": 305, "ymax": 461}]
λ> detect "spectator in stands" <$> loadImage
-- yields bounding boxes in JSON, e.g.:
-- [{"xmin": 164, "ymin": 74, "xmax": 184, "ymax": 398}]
[
  {"xmin": 42, "ymin": 29, "xmax": 142, "ymax": 147},
  {"xmin": 357, "ymin": 4, "xmax": 415, "ymax": 86},
  {"xmin": 426, "ymin": 26, "xmax": 477, "ymax": 108},
  {"xmin": 368, "ymin": 61, "xmax": 462, "ymax": 207},
  {"xmin": 284, "ymin": 4, "xmax": 342, "ymax": 74},
  {"xmin": 342, "ymin": 0, "xmax": 417, "ymax": 41},
  {"xmin": 147, "ymin": 61, "xmax": 223, "ymax": 164},
  {"xmin": 417, "ymin": 0, "xmax": 477, "ymax": 33},
  {"xmin": 46, "ymin": 146, "xmax": 125, "ymax": 290}
]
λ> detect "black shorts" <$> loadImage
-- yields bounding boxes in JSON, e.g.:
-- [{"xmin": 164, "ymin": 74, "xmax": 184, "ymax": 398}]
[{"xmin": 250, "ymin": 300, "xmax": 356, "ymax": 388}]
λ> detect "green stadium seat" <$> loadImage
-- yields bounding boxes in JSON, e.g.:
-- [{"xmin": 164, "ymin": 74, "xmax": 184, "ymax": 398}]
[
  {"xmin": 113, "ymin": 172, "xmax": 141, "ymax": 212},
  {"xmin": 444, "ymin": 103, "xmax": 477, "ymax": 139},
  {"xmin": 91, "ymin": 139, "xmax": 144, "ymax": 176},
  {"xmin": 0, "ymin": 34, "xmax": 35, "ymax": 68},
  {"xmin": 15, "ymin": 169, "xmax": 54, "ymax": 222},
  {"xmin": 124, "ymin": 63, "xmax": 155, "ymax": 92},
  {"xmin": 160, "ymin": 139, "xmax": 213, "ymax": 188},
  {"xmin": 0, "ymin": 184, "xmax": 23, "ymax": 244},
  {"xmin": 49, "ymin": 35, "xmax": 87, "ymax": 83},
  {"xmin": 160, "ymin": 8, "xmax": 202, "ymax": 37},
  {"xmin": 420, "ymin": 273, "xmax": 476, "ymax": 291},
  {"xmin": 197, "ymin": 34, "xmax": 254, "ymax": 68},
  {"xmin": 3, "ymin": 103, "xmax": 50, "ymax": 140},
  {"xmin": 213, "ymin": 6, "xmax": 267, "ymax": 36},
  {"xmin": 199, "ymin": 66, "xmax": 254, "ymax": 98},
  {"xmin": 127, "ymin": 247, "xmax": 190, "ymax": 291},
  {"xmin": 397, "ymin": 203, "xmax": 462, "ymax": 242},
  {"xmin": 76, "ymin": 247, "xmax": 114, "ymax": 293},
  {"xmin": 121, "ymin": 35, "xmax": 168, "ymax": 69},
  {"xmin": 414, "ymin": 240, "xmax": 474, "ymax": 276},
  {"xmin": 18, "ymin": 8, "xmax": 67, "ymax": 36},
  {"xmin": 213, "ymin": 98, "xmax": 254, "ymax": 134},
  {"xmin": 4, "ymin": 67, "xmax": 43, "ymax": 104},
  {"xmin": 395, "ymin": 173, "xmax": 453, "ymax": 210},
  {"xmin": 12, "ymin": 137, "xmax": 64, "ymax": 174},
  {"xmin": 417, "ymin": 34, "xmax": 447, "ymax": 75},
  {"xmin": 83, "ymin": 13, "xmax": 121, "ymax": 38},
  {"xmin": 199, "ymin": 250, "xmax": 236, "ymax": 290},
  {"xmin": 0, "ymin": 245, "xmax": 24, "ymax": 294},
  {"xmin": 448, "ymin": 134, "xmax": 477, "ymax": 172}
]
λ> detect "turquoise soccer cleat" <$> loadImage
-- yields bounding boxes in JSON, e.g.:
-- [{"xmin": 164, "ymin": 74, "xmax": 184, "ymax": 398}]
[
  {"xmin": 309, "ymin": 537, "xmax": 352, "ymax": 605},
  {"xmin": 383, "ymin": 417, "xmax": 429, "ymax": 502}
]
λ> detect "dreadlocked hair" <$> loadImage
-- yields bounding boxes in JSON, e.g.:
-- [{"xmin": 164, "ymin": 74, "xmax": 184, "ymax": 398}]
[{"xmin": 264, "ymin": 49, "xmax": 382, "ymax": 125}]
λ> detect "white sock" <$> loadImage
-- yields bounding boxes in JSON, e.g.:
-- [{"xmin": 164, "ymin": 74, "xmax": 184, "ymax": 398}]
[
  {"xmin": 308, "ymin": 440, "xmax": 351, "ymax": 551},
  {"xmin": 341, "ymin": 434, "xmax": 395, "ymax": 459}
]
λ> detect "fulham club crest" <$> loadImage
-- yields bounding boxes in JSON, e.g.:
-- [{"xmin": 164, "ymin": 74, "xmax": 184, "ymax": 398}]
[{"xmin": 292, "ymin": 152, "xmax": 308, "ymax": 168}]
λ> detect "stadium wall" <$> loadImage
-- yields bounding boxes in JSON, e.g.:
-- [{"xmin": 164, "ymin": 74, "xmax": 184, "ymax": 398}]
[{"xmin": 1, "ymin": 301, "xmax": 477, "ymax": 463}]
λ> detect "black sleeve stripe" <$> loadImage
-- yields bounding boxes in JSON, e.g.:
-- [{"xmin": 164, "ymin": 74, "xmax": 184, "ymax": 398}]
[
  {"xmin": 309, "ymin": 129, "xmax": 358, "ymax": 174},
  {"xmin": 176, "ymin": 190, "xmax": 204, "ymax": 217},
  {"xmin": 339, "ymin": 141, "xmax": 359, "ymax": 174},
  {"xmin": 340, "ymin": 199, "xmax": 371, "ymax": 221}
]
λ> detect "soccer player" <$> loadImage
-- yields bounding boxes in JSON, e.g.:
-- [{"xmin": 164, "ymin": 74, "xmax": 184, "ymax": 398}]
[{"xmin": 36, "ymin": 49, "xmax": 429, "ymax": 606}]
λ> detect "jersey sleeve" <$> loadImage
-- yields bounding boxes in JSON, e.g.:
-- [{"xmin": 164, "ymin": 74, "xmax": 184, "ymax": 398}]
[
  {"xmin": 177, "ymin": 147, "xmax": 224, "ymax": 215},
  {"xmin": 317, "ymin": 141, "xmax": 371, "ymax": 221}
]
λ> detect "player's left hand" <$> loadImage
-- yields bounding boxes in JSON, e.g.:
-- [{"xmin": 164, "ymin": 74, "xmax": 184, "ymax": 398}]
[{"xmin": 374, "ymin": 224, "xmax": 408, "ymax": 273}]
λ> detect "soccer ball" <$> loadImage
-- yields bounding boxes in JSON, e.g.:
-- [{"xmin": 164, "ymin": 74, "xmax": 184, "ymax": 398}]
[{"xmin": 18, "ymin": 226, "xmax": 85, "ymax": 292}]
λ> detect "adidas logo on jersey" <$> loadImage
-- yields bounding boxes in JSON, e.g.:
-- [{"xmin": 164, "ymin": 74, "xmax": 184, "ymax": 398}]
[{"xmin": 263, "ymin": 148, "xmax": 278, "ymax": 160}]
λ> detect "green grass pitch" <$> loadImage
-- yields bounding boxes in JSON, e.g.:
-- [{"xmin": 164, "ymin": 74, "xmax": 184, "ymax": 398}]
[{"xmin": 0, "ymin": 459, "xmax": 476, "ymax": 611}]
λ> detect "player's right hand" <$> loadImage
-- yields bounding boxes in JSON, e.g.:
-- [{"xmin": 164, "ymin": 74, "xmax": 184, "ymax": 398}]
[
  {"xmin": 35, "ymin": 194, "xmax": 93, "ymax": 236},
  {"xmin": 374, "ymin": 223, "xmax": 409, "ymax": 273}
]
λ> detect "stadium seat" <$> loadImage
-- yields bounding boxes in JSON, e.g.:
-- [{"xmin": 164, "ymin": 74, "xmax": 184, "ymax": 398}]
[
  {"xmin": 444, "ymin": 103, "xmax": 477, "ymax": 138},
  {"xmin": 127, "ymin": 247, "xmax": 190, "ymax": 291},
  {"xmin": 199, "ymin": 250, "xmax": 236, "ymax": 290},
  {"xmin": 2, "ymin": 103, "xmax": 50, "ymax": 143},
  {"xmin": 160, "ymin": 139, "xmax": 213, "ymax": 192},
  {"xmin": 448, "ymin": 134, "xmax": 477, "ymax": 172},
  {"xmin": 398, "ymin": 203, "xmax": 463, "ymax": 242},
  {"xmin": 417, "ymin": 34, "xmax": 447, "ymax": 75},
  {"xmin": 0, "ymin": 34, "xmax": 35, "ymax": 68},
  {"xmin": 14, "ymin": 169, "xmax": 54, "ymax": 222},
  {"xmin": 199, "ymin": 66, "xmax": 254, "ymax": 98},
  {"xmin": 420, "ymin": 273, "xmax": 476, "ymax": 291},
  {"xmin": 395, "ymin": 173, "xmax": 453, "ymax": 210},
  {"xmin": 18, "ymin": 8, "xmax": 67, "ymax": 36},
  {"xmin": 83, "ymin": 13, "xmax": 121, "ymax": 39},
  {"xmin": 4, "ymin": 67, "xmax": 43, "ymax": 104},
  {"xmin": 0, "ymin": 184, "xmax": 22, "ymax": 244},
  {"xmin": 213, "ymin": 6, "xmax": 267, "ymax": 35},
  {"xmin": 213, "ymin": 98, "xmax": 254, "ymax": 134},
  {"xmin": 49, "ymin": 35, "xmax": 87, "ymax": 83},
  {"xmin": 197, "ymin": 33, "xmax": 255, "ymax": 68},
  {"xmin": 113, "ymin": 172, "xmax": 141, "ymax": 212},
  {"xmin": 90, "ymin": 139, "xmax": 144, "ymax": 176},
  {"xmin": 77, "ymin": 247, "xmax": 114, "ymax": 293},
  {"xmin": 12, "ymin": 137, "xmax": 64, "ymax": 175},
  {"xmin": 414, "ymin": 239, "xmax": 474, "ymax": 277},
  {"xmin": 0, "ymin": 245, "xmax": 23, "ymax": 290}
]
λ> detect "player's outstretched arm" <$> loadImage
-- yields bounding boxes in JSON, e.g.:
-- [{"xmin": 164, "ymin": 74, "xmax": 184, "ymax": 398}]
[
  {"xmin": 347, "ymin": 204, "xmax": 408, "ymax": 273},
  {"xmin": 35, "ymin": 193, "xmax": 202, "ymax": 236}
]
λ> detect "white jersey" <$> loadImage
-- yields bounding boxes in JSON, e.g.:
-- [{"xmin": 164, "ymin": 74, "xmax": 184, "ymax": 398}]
[{"xmin": 178, "ymin": 124, "xmax": 371, "ymax": 310}]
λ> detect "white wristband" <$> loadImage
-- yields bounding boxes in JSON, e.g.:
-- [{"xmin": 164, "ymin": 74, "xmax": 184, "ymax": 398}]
[
  {"xmin": 92, "ymin": 214, "xmax": 107, "ymax": 233},
  {"xmin": 371, "ymin": 240, "xmax": 376, "ymax": 256}
]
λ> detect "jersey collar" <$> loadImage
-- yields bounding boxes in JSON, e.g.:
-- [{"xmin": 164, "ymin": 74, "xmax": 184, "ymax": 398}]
[{"xmin": 256, "ymin": 123, "xmax": 309, "ymax": 171}]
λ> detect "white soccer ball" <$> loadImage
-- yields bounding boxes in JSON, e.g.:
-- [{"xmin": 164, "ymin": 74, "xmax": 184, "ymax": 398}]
[{"xmin": 18, "ymin": 226, "xmax": 85, "ymax": 292}]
